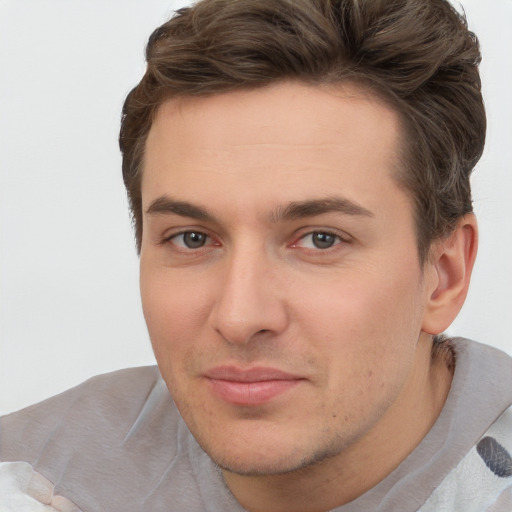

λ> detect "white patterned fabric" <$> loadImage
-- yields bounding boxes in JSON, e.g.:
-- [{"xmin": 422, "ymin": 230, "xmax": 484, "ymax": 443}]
[
  {"xmin": 418, "ymin": 406, "xmax": 512, "ymax": 512},
  {"xmin": 0, "ymin": 461, "xmax": 81, "ymax": 512}
]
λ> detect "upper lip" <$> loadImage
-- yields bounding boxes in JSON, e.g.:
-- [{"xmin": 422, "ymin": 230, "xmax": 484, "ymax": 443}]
[{"xmin": 204, "ymin": 366, "xmax": 303, "ymax": 382}]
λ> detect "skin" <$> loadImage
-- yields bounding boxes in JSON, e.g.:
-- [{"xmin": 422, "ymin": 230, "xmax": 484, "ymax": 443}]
[{"xmin": 139, "ymin": 81, "xmax": 476, "ymax": 511}]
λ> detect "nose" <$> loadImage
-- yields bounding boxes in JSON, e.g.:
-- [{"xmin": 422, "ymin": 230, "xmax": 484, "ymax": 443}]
[{"xmin": 208, "ymin": 246, "xmax": 288, "ymax": 345}]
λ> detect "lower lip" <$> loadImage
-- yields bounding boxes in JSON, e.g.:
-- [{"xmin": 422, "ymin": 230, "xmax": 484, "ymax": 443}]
[{"xmin": 207, "ymin": 378, "xmax": 301, "ymax": 406}]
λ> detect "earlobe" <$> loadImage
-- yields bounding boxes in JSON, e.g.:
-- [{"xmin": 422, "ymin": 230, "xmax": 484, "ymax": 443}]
[{"xmin": 422, "ymin": 214, "xmax": 478, "ymax": 335}]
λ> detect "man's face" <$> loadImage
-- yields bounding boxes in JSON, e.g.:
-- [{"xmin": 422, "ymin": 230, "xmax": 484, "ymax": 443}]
[{"xmin": 140, "ymin": 82, "xmax": 435, "ymax": 475}]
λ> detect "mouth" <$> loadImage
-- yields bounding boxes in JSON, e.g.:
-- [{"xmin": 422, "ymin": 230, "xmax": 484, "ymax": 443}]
[{"xmin": 204, "ymin": 366, "xmax": 304, "ymax": 406}]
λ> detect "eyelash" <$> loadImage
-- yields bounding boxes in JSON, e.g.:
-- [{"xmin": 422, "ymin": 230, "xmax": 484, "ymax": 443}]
[
  {"xmin": 161, "ymin": 230, "xmax": 216, "ymax": 251},
  {"xmin": 162, "ymin": 229, "xmax": 351, "ymax": 253},
  {"xmin": 290, "ymin": 231, "xmax": 349, "ymax": 251}
]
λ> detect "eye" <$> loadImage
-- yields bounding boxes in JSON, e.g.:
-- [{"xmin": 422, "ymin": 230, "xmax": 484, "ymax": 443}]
[
  {"xmin": 169, "ymin": 231, "xmax": 211, "ymax": 249},
  {"xmin": 294, "ymin": 231, "xmax": 345, "ymax": 250}
]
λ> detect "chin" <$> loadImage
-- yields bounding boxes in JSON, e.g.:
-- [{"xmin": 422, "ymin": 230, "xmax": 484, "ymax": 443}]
[
  {"xmin": 214, "ymin": 453, "xmax": 315, "ymax": 476},
  {"xmin": 197, "ymin": 427, "xmax": 347, "ymax": 477}
]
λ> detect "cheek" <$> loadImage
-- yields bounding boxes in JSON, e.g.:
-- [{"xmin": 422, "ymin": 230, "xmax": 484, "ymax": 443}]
[
  {"xmin": 140, "ymin": 267, "xmax": 212, "ymax": 371},
  {"xmin": 293, "ymin": 263, "xmax": 425, "ymax": 380}
]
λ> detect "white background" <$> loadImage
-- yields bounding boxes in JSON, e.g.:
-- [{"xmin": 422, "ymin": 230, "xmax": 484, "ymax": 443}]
[{"xmin": 1, "ymin": 0, "xmax": 511, "ymax": 415}]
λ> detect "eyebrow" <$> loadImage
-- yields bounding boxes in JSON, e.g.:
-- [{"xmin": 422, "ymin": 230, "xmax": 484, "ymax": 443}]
[
  {"xmin": 146, "ymin": 196, "xmax": 214, "ymax": 221},
  {"xmin": 271, "ymin": 197, "xmax": 374, "ymax": 222},
  {"xmin": 145, "ymin": 195, "xmax": 374, "ymax": 223}
]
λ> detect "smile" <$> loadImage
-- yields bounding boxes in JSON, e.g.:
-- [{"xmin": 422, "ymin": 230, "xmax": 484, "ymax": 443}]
[{"xmin": 204, "ymin": 366, "xmax": 304, "ymax": 406}]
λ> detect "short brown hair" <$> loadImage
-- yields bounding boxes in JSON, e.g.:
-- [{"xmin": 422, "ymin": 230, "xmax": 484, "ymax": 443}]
[{"xmin": 120, "ymin": 0, "xmax": 486, "ymax": 261}]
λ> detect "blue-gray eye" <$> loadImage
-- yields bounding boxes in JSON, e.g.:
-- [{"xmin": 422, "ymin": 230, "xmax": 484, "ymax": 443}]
[
  {"xmin": 182, "ymin": 232, "xmax": 207, "ymax": 248},
  {"xmin": 311, "ymin": 232, "xmax": 337, "ymax": 249}
]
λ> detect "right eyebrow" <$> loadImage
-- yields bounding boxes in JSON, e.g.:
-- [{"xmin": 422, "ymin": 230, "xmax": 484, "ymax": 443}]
[{"xmin": 145, "ymin": 196, "xmax": 215, "ymax": 221}]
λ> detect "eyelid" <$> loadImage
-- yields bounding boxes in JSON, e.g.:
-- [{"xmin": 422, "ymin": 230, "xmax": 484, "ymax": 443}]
[
  {"xmin": 160, "ymin": 228, "xmax": 219, "ymax": 249},
  {"xmin": 289, "ymin": 229, "xmax": 352, "ymax": 250},
  {"xmin": 159, "ymin": 226, "xmax": 351, "ymax": 252}
]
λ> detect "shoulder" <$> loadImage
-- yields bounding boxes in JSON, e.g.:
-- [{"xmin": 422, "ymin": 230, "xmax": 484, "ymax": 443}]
[
  {"xmin": 418, "ymin": 406, "xmax": 512, "ymax": 512},
  {"xmin": 417, "ymin": 339, "xmax": 512, "ymax": 512},
  {"xmin": 0, "ymin": 365, "xmax": 175, "ymax": 463},
  {"xmin": 0, "ymin": 367, "xmax": 217, "ymax": 510}
]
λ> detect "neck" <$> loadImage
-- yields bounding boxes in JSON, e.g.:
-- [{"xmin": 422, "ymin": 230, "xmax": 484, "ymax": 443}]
[{"xmin": 223, "ymin": 335, "xmax": 454, "ymax": 512}]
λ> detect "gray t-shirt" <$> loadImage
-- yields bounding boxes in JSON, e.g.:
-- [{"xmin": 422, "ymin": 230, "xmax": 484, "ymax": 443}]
[{"xmin": 1, "ymin": 338, "xmax": 511, "ymax": 511}]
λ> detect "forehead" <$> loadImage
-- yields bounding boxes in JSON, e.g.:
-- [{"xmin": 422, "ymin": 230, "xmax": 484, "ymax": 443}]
[
  {"xmin": 148, "ymin": 81, "xmax": 401, "ymax": 152},
  {"xmin": 142, "ymin": 81, "xmax": 406, "ymax": 217}
]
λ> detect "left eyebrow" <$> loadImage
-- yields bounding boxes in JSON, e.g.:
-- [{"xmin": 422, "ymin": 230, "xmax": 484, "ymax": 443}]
[{"xmin": 270, "ymin": 197, "xmax": 374, "ymax": 223}]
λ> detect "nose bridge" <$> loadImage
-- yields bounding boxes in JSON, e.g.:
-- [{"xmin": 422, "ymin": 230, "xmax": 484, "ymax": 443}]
[{"xmin": 209, "ymin": 239, "xmax": 286, "ymax": 344}]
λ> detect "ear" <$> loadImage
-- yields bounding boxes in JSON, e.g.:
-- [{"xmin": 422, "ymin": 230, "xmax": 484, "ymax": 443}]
[{"xmin": 422, "ymin": 214, "xmax": 478, "ymax": 335}]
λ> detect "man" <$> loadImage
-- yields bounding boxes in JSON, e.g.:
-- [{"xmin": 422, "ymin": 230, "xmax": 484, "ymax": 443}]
[{"xmin": 1, "ymin": 0, "xmax": 511, "ymax": 510}]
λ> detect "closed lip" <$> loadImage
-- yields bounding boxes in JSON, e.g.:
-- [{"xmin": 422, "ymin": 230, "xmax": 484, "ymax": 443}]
[
  {"xmin": 204, "ymin": 366, "xmax": 305, "ymax": 405},
  {"xmin": 204, "ymin": 366, "xmax": 303, "ymax": 382}
]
